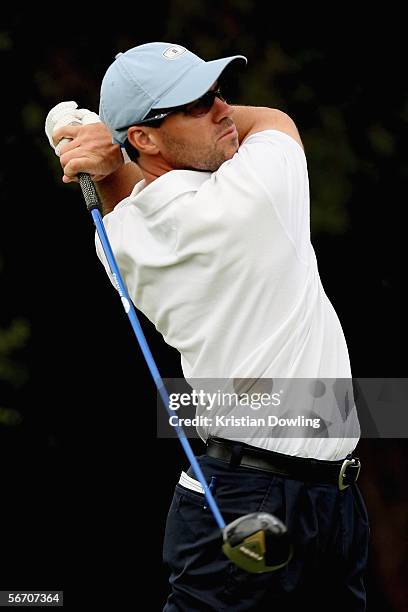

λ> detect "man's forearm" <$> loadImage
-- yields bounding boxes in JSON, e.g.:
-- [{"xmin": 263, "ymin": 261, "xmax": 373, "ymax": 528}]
[
  {"xmin": 232, "ymin": 105, "xmax": 280, "ymax": 144},
  {"xmin": 95, "ymin": 161, "xmax": 144, "ymax": 216},
  {"xmin": 232, "ymin": 105, "xmax": 303, "ymax": 150}
]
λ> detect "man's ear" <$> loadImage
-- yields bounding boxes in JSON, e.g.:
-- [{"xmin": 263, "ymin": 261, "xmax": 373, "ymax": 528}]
[{"xmin": 127, "ymin": 126, "xmax": 159, "ymax": 154}]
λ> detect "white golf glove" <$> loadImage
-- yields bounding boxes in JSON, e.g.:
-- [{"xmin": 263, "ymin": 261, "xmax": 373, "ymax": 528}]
[
  {"xmin": 45, "ymin": 101, "xmax": 131, "ymax": 162},
  {"xmin": 45, "ymin": 101, "xmax": 101, "ymax": 156}
]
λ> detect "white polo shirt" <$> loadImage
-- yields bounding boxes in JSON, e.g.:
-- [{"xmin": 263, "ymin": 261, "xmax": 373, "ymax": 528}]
[{"xmin": 96, "ymin": 129, "xmax": 360, "ymax": 460}]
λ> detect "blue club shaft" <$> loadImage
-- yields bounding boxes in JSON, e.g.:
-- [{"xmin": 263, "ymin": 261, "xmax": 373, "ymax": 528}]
[{"xmin": 79, "ymin": 173, "xmax": 225, "ymax": 530}]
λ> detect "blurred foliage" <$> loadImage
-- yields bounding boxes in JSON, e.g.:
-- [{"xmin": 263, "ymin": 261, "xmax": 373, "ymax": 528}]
[
  {"xmin": 1, "ymin": 3, "xmax": 407, "ymax": 417},
  {"xmin": 0, "ymin": 318, "xmax": 30, "ymax": 388},
  {"xmin": 1, "ymin": 6, "xmax": 407, "ymax": 393},
  {"xmin": 0, "ymin": 6, "xmax": 407, "ymax": 608},
  {"xmin": 0, "ymin": 406, "xmax": 22, "ymax": 426},
  {"xmin": 1, "ymin": 3, "xmax": 403, "ymax": 240},
  {"xmin": 0, "ymin": 251, "xmax": 29, "ymax": 424}
]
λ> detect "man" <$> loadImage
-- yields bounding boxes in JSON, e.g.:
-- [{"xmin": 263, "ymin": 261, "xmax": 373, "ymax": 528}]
[{"xmin": 53, "ymin": 43, "xmax": 369, "ymax": 611}]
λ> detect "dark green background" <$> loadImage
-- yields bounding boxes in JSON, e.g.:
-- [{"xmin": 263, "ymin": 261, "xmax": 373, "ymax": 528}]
[{"xmin": 0, "ymin": 5, "xmax": 406, "ymax": 610}]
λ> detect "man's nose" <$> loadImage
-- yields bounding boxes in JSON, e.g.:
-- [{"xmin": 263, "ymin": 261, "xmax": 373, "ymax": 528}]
[{"xmin": 212, "ymin": 96, "xmax": 233, "ymax": 122}]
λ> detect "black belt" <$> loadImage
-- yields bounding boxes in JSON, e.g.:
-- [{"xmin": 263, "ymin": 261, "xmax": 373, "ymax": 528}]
[{"xmin": 206, "ymin": 437, "xmax": 361, "ymax": 490}]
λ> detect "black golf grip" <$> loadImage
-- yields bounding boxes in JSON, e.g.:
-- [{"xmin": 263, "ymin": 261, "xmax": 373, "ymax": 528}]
[{"xmin": 78, "ymin": 172, "xmax": 101, "ymax": 211}]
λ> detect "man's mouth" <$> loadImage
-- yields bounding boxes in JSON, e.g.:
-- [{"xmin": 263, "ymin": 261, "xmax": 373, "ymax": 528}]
[{"xmin": 218, "ymin": 125, "xmax": 237, "ymax": 140}]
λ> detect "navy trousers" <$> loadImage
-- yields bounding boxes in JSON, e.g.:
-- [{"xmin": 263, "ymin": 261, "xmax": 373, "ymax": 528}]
[{"xmin": 163, "ymin": 454, "xmax": 370, "ymax": 611}]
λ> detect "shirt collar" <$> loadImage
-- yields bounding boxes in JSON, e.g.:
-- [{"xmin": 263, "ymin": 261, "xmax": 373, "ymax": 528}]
[{"xmin": 126, "ymin": 169, "xmax": 211, "ymax": 217}]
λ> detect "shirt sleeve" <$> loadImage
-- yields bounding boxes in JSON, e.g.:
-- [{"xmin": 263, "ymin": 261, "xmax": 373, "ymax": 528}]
[{"xmin": 236, "ymin": 129, "xmax": 311, "ymax": 265}]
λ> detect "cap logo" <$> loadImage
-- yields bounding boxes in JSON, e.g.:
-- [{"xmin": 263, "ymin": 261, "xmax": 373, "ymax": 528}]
[{"xmin": 163, "ymin": 45, "xmax": 187, "ymax": 60}]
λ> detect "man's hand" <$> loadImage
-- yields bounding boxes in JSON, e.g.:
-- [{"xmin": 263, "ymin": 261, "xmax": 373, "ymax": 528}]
[{"xmin": 52, "ymin": 122, "xmax": 124, "ymax": 184}]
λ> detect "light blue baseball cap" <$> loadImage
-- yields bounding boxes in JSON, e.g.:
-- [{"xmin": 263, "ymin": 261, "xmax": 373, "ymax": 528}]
[{"xmin": 99, "ymin": 42, "xmax": 247, "ymax": 145}]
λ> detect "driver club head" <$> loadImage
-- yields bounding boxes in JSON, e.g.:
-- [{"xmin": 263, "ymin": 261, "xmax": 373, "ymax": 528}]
[{"xmin": 222, "ymin": 512, "xmax": 293, "ymax": 573}]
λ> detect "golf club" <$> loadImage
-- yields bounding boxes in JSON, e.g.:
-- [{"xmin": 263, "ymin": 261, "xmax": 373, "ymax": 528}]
[{"xmin": 45, "ymin": 102, "xmax": 293, "ymax": 573}]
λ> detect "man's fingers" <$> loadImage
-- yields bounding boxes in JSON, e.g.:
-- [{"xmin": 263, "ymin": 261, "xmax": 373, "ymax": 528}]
[
  {"xmin": 63, "ymin": 156, "xmax": 91, "ymax": 178},
  {"xmin": 62, "ymin": 156, "xmax": 106, "ymax": 181},
  {"xmin": 62, "ymin": 174, "xmax": 79, "ymax": 184},
  {"xmin": 62, "ymin": 170, "xmax": 104, "ymax": 184},
  {"xmin": 59, "ymin": 147, "xmax": 84, "ymax": 168},
  {"xmin": 55, "ymin": 137, "xmax": 76, "ymax": 157},
  {"xmin": 52, "ymin": 124, "xmax": 82, "ymax": 147},
  {"xmin": 53, "ymin": 122, "xmax": 121, "ymax": 182}
]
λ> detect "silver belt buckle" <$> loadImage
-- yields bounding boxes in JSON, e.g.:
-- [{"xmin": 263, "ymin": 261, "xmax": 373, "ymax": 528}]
[{"xmin": 338, "ymin": 458, "xmax": 361, "ymax": 490}]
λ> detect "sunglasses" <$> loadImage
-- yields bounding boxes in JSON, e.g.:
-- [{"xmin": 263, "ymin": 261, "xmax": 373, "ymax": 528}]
[{"xmin": 136, "ymin": 87, "xmax": 226, "ymax": 126}]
